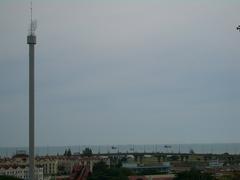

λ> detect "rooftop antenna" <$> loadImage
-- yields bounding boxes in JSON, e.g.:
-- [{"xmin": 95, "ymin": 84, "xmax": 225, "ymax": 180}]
[
  {"xmin": 30, "ymin": 1, "xmax": 32, "ymax": 25},
  {"xmin": 29, "ymin": 1, "xmax": 37, "ymax": 36}
]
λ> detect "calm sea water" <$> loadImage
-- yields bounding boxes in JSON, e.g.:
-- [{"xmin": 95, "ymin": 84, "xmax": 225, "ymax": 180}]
[{"xmin": 1, "ymin": 143, "xmax": 240, "ymax": 157}]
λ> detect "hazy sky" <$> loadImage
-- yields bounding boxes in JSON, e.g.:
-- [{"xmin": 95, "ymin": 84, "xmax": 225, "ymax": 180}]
[{"xmin": 0, "ymin": 0, "xmax": 240, "ymax": 147}]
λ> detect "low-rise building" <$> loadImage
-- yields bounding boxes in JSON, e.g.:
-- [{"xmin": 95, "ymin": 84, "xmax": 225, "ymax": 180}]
[
  {"xmin": 208, "ymin": 160, "xmax": 224, "ymax": 168},
  {"xmin": 36, "ymin": 157, "xmax": 58, "ymax": 175},
  {"xmin": 0, "ymin": 165, "xmax": 43, "ymax": 180}
]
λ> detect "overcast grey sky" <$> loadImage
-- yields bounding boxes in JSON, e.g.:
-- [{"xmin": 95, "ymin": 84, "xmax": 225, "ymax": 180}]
[{"xmin": 0, "ymin": 0, "xmax": 240, "ymax": 147}]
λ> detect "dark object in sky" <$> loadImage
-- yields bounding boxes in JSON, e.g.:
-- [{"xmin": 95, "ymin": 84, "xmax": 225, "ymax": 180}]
[{"xmin": 237, "ymin": 25, "xmax": 240, "ymax": 31}]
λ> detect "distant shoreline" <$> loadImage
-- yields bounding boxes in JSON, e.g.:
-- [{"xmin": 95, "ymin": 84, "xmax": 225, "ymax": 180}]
[{"xmin": 1, "ymin": 143, "xmax": 240, "ymax": 157}]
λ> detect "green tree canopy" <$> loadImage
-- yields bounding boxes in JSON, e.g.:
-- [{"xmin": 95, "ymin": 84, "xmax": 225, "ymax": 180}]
[
  {"xmin": 63, "ymin": 148, "xmax": 72, "ymax": 156},
  {"xmin": 88, "ymin": 161, "xmax": 134, "ymax": 180},
  {"xmin": 0, "ymin": 176, "xmax": 22, "ymax": 180},
  {"xmin": 174, "ymin": 169, "xmax": 215, "ymax": 180},
  {"xmin": 82, "ymin": 147, "xmax": 93, "ymax": 157}
]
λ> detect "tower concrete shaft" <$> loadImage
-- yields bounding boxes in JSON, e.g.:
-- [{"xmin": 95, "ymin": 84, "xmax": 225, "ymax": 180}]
[{"xmin": 27, "ymin": 35, "xmax": 36, "ymax": 180}]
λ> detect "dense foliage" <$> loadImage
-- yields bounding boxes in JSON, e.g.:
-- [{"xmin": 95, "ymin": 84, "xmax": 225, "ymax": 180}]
[
  {"xmin": 82, "ymin": 147, "xmax": 93, "ymax": 157},
  {"xmin": 87, "ymin": 161, "xmax": 134, "ymax": 180},
  {"xmin": 218, "ymin": 172, "xmax": 240, "ymax": 180},
  {"xmin": 0, "ymin": 176, "xmax": 22, "ymax": 180},
  {"xmin": 174, "ymin": 169, "xmax": 215, "ymax": 180},
  {"xmin": 63, "ymin": 148, "xmax": 72, "ymax": 156}
]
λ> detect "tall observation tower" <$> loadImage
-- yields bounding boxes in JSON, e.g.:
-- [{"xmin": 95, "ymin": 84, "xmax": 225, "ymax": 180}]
[{"xmin": 27, "ymin": 2, "xmax": 37, "ymax": 180}]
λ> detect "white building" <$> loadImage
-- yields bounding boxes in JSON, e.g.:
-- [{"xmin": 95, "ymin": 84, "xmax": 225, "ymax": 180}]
[
  {"xmin": 0, "ymin": 165, "xmax": 43, "ymax": 180},
  {"xmin": 208, "ymin": 160, "xmax": 224, "ymax": 168},
  {"xmin": 36, "ymin": 157, "xmax": 58, "ymax": 175}
]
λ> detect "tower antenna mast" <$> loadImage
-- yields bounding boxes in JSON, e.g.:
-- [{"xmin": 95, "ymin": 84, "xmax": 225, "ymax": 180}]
[
  {"xmin": 27, "ymin": 1, "xmax": 37, "ymax": 179},
  {"xmin": 31, "ymin": 1, "xmax": 32, "ymax": 31},
  {"xmin": 29, "ymin": 1, "xmax": 37, "ymax": 36}
]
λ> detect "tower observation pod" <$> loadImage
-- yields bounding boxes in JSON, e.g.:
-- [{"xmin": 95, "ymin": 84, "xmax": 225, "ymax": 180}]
[{"xmin": 27, "ymin": 2, "xmax": 37, "ymax": 179}]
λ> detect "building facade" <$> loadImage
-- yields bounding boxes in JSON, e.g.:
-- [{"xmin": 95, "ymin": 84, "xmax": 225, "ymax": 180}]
[{"xmin": 0, "ymin": 165, "xmax": 43, "ymax": 180}]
